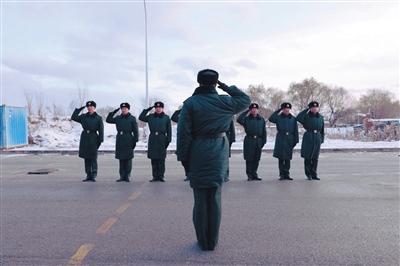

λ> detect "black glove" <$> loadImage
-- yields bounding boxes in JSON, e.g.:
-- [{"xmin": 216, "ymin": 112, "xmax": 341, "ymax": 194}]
[
  {"xmin": 181, "ymin": 160, "xmax": 190, "ymax": 170},
  {"xmin": 97, "ymin": 141, "xmax": 101, "ymax": 149},
  {"xmin": 78, "ymin": 106, "xmax": 85, "ymax": 111},
  {"xmin": 113, "ymin": 108, "xmax": 120, "ymax": 113},
  {"xmin": 217, "ymin": 81, "xmax": 229, "ymax": 91},
  {"xmin": 146, "ymin": 106, "xmax": 154, "ymax": 112}
]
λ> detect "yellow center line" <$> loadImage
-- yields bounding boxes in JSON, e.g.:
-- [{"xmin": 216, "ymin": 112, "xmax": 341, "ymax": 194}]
[
  {"xmin": 128, "ymin": 191, "xmax": 141, "ymax": 201},
  {"xmin": 115, "ymin": 202, "xmax": 132, "ymax": 215},
  {"xmin": 67, "ymin": 243, "xmax": 95, "ymax": 266},
  {"xmin": 96, "ymin": 217, "xmax": 118, "ymax": 235},
  {"xmin": 67, "ymin": 188, "xmax": 144, "ymax": 265}
]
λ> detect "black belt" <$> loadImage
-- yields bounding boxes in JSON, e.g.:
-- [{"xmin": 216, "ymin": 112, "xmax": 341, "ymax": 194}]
[
  {"xmin": 194, "ymin": 132, "xmax": 226, "ymax": 139},
  {"xmin": 247, "ymin": 134, "xmax": 262, "ymax": 139},
  {"xmin": 118, "ymin": 131, "xmax": 132, "ymax": 135},
  {"xmin": 307, "ymin": 130, "xmax": 320, "ymax": 133},
  {"xmin": 151, "ymin": 131, "xmax": 166, "ymax": 136}
]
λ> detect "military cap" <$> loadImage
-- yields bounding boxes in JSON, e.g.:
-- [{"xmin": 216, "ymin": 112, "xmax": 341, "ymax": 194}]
[
  {"xmin": 281, "ymin": 102, "xmax": 292, "ymax": 109},
  {"xmin": 249, "ymin": 103, "xmax": 259, "ymax": 109},
  {"xmin": 86, "ymin": 101, "xmax": 96, "ymax": 108},
  {"xmin": 120, "ymin": 102, "xmax": 130, "ymax": 109},
  {"xmin": 154, "ymin": 101, "xmax": 164, "ymax": 108},
  {"xmin": 308, "ymin": 101, "xmax": 319, "ymax": 108},
  {"xmin": 197, "ymin": 69, "xmax": 219, "ymax": 85}
]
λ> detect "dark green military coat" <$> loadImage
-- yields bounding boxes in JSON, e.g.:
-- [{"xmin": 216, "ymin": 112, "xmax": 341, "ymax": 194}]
[
  {"xmin": 268, "ymin": 110, "xmax": 299, "ymax": 160},
  {"xmin": 106, "ymin": 112, "xmax": 139, "ymax": 160},
  {"xmin": 71, "ymin": 108, "xmax": 104, "ymax": 159},
  {"xmin": 171, "ymin": 109, "xmax": 180, "ymax": 123},
  {"xmin": 139, "ymin": 110, "xmax": 172, "ymax": 160},
  {"xmin": 226, "ymin": 120, "xmax": 235, "ymax": 157},
  {"xmin": 237, "ymin": 111, "xmax": 266, "ymax": 161},
  {"xmin": 177, "ymin": 85, "xmax": 250, "ymax": 188},
  {"xmin": 296, "ymin": 109, "xmax": 325, "ymax": 159}
]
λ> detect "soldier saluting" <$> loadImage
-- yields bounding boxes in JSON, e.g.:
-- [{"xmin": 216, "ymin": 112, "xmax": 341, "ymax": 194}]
[
  {"xmin": 268, "ymin": 102, "xmax": 299, "ymax": 180},
  {"xmin": 106, "ymin": 103, "xmax": 139, "ymax": 182},
  {"xmin": 224, "ymin": 119, "xmax": 236, "ymax": 182},
  {"xmin": 177, "ymin": 69, "xmax": 250, "ymax": 251},
  {"xmin": 296, "ymin": 101, "xmax": 324, "ymax": 180},
  {"xmin": 237, "ymin": 103, "xmax": 266, "ymax": 181},
  {"xmin": 139, "ymin": 101, "xmax": 172, "ymax": 182},
  {"xmin": 71, "ymin": 101, "xmax": 104, "ymax": 182},
  {"xmin": 171, "ymin": 108, "xmax": 190, "ymax": 181}
]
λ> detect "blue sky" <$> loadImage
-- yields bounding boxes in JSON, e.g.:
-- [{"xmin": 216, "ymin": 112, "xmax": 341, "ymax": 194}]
[{"xmin": 1, "ymin": 1, "xmax": 399, "ymax": 113}]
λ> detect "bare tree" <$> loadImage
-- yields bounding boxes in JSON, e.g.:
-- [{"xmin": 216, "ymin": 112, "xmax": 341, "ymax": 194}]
[
  {"xmin": 96, "ymin": 106, "xmax": 115, "ymax": 118},
  {"xmin": 323, "ymin": 86, "xmax": 349, "ymax": 126},
  {"xmin": 266, "ymin": 87, "xmax": 285, "ymax": 111},
  {"xmin": 288, "ymin": 77, "xmax": 326, "ymax": 111},
  {"xmin": 246, "ymin": 84, "xmax": 286, "ymax": 117},
  {"xmin": 35, "ymin": 90, "xmax": 45, "ymax": 120},
  {"xmin": 24, "ymin": 89, "xmax": 34, "ymax": 122},
  {"xmin": 49, "ymin": 102, "xmax": 65, "ymax": 120},
  {"xmin": 358, "ymin": 89, "xmax": 400, "ymax": 119},
  {"xmin": 67, "ymin": 84, "xmax": 90, "ymax": 114}
]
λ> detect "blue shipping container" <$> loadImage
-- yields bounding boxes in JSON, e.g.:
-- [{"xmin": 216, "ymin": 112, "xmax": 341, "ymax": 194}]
[{"xmin": 0, "ymin": 105, "xmax": 28, "ymax": 148}]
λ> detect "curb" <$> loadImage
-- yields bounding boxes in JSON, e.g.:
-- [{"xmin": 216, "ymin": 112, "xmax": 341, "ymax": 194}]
[{"xmin": 1, "ymin": 148, "xmax": 399, "ymax": 155}]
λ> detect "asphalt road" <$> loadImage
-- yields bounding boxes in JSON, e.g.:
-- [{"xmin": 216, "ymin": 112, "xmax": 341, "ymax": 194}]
[{"xmin": 1, "ymin": 152, "xmax": 399, "ymax": 266}]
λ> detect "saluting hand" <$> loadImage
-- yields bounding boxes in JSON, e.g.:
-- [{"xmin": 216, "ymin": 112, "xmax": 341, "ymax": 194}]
[
  {"xmin": 217, "ymin": 81, "xmax": 229, "ymax": 91},
  {"xmin": 78, "ymin": 106, "xmax": 86, "ymax": 111},
  {"xmin": 146, "ymin": 106, "xmax": 154, "ymax": 112},
  {"xmin": 113, "ymin": 108, "xmax": 120, "ymax": 113}
]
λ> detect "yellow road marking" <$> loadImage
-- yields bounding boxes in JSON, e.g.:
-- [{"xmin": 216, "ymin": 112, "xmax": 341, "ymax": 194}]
[
  {"xmin": 115, "ymin": 202, "xmax": 131, "ymax": 215},
  {"xmin": 128, "ymin": 191, "xmax": 141, "ymax": 201},
  {"xmin": 67, "ymin": 243, "xmax": 95, "ymax": 266},
  {"xmin": 68, "ymin": 189, "xmax": 143, "ymax": 265},
  {"xmin": 96, "ymin": 217, "xmax": 118, "ymax": 235}
]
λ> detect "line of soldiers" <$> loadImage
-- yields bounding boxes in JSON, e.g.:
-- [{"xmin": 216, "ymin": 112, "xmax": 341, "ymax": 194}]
[
  {"xmin": 71, "ymin": 69, "xmax": 325, "ymax": 251},
  {"xmin": 71, "ymin": 98, "xmax": 324, "ymax": 183}
]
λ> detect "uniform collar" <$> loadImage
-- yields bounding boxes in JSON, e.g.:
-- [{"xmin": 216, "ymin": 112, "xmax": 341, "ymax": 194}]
[
  {"xmin": 308, "ymin": 112, "xmax": 320, "ymax": 118},
  {"xmin": 154, "ymin": 112, "xmax": 165, "ymax": 117},
  {"xmin": 250, "ymin": 114, "xmax": 261, "ymax": 120},
  {"xmin": 121, "ymin": 112, "xmax": 131, "ymax": 118},
  {"xmin": 86, "ymin": 112, "xmax": 97, "ymax": 117},
  {"xmin": 192, "ymin": 85, "xmax": 218, "ymax": 95},
  {"xmin": 280, "ymin": 113, "xmax": 293, "ymax": 118}
]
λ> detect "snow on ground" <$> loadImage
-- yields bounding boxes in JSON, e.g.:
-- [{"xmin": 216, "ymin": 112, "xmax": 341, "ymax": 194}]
[{"xmin": 15, "ymin": 118, "xmax": 400, "ymax": 151}]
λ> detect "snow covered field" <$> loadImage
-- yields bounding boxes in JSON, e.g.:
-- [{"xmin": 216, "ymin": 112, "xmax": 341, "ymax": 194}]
[{"xmin": 15, "ymin": 117, "xmax": 399, "ymax": 151}]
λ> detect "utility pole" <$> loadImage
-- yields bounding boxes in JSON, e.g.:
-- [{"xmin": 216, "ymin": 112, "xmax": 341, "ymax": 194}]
[{"xmin": 144, "ymin": 0, "xmax": 149, "ymax": 107}]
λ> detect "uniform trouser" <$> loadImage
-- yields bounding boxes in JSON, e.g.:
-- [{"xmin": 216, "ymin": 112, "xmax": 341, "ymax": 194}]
[
  {"xmin": 119, "ymin": 159, "xmax": 132, "ymax": 180},
  {"xmin": 151, "ymin": 159, "xmax": 165, "ymax": 180},
  {"xmin": 225, "ymin": 147, "xmax": 232, "ymax": 180},
  {"xmin": 279, "ymin": 159, "xmax": 291, "ymax": 178},
  {"xmin": 84, "ymin": 158, "xmax": 98, "ymax": 179},
  {"xmin": 192, "ymin": 186, "xmax": 221, "ymax": 250},
  {"xmin": 181, "ymin": 161, "xmax": 190, "ymax": 177},
  {"xmin": 246, "ymin": 160, "xmax": 260, "ymax": 179},
  {"xmin": 304, "ymin": 159, "xmax": 319, "ymax": 178},
  {"xmin": 224, "ymin": 159, "xmax": 230, "ymax": 181}
]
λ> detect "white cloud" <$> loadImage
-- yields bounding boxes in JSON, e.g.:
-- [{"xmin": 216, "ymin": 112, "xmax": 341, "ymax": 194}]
[{"xmin": 2, "ymin": 2, "xmax": 398, "ymax": 112}]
